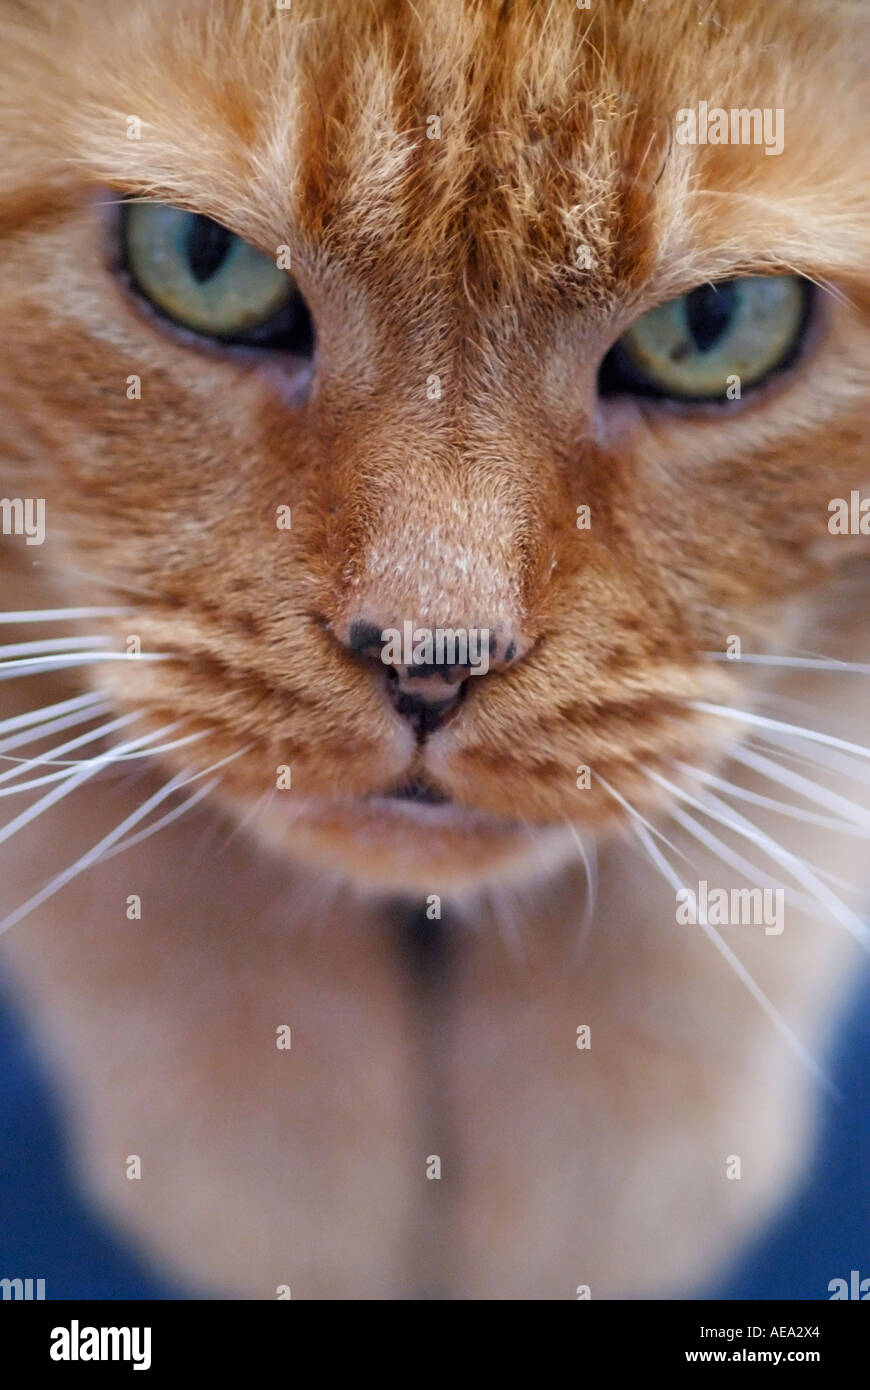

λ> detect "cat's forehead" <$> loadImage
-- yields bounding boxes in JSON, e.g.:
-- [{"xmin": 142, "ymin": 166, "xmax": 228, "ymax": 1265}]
[
  {"xmin": 16, "ymin": 0, "xmax": 858, "ymax": 311},
  {"xmin": 276, "ymin": 0, "xmax": 663, "ymax": 309},
  {"xmin": 123, "ymin": 0, "xmax": 681, "ymax": 307}
]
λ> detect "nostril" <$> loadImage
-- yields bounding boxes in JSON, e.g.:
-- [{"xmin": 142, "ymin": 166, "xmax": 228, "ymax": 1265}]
[
  {"xmin": 392, "ymin": 687, "xmax": 462, "ymax": 736},
  {"xmin": 347, "ymin": 620, "xmax": 385, "ymax": 660},
  {"xmin": 337, "ymin": 617, "xmax": 526, "ymax": 733}
]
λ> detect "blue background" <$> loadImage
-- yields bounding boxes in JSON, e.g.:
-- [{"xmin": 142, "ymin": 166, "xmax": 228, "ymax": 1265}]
[{"xmin": 0, "ymin": 968, "xmax": 867, "ymax": 1300}]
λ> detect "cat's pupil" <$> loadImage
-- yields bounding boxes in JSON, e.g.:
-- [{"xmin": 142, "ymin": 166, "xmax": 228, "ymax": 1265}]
[
  {"xmin": 185, "ymin": 215, "xmax": 232, "ymax": 283},
  {"xmin": 684, "ymin": 281, "xmax": 737, "ymax": 353}
]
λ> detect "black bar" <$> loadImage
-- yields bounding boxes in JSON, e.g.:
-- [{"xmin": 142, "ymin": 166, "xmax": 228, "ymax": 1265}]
[{"xmin": 0, "ymin": 1298, "xmax": 864, "ymax": 1375}]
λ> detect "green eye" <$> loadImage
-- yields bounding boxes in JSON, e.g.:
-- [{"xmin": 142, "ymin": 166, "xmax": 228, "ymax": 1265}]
[
  {"xmin": 121, "ymin": 202, "xmax": 313, "ymax": 350},
  {"xmin": 599, "ymin": 275, "xmax": 811, "ymax": 402}
]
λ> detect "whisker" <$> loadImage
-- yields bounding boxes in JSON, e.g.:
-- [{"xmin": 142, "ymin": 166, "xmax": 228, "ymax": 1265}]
[
  {"xmin": 0, "ymin": 746, "xmax": 252, "ymax": 935},
  {"xmin": 0, "ymin": 652, "xmax": 169, "ymax": 680},
  {"xmin": 737, "ymin": 732, "xmax": 870, "ymax": 802},
  {"xmin": 0, "ymin": 637, "xmax": 112, "ymax": 658},
  {"xmin": 0, "ymin": 726, "xmax": 207, "ymax": 790},
  {"xmin": 744, "ymin": 736, "xmax": 832, "ymax": 773},
  {"xmin": 690, "ymin": 700, "xmax": 870, "ymax": 762},
  {"xmin": 0, "ymin": 607, "xmax": 131, "ymax": 624},
  {"xmin": 566, "ymin": 821, "xmax": 598, "ymax": 949},
  {"xmin": 0, "ymin": 692, "xmax": 105, "ymax": 738},
  {"xmin": 628, "ymin": 816, "xmax": 837, "ymax": 1096},
  {"xmin": 806, "ymin": 864, "xmax": 866, "ymax": 898},
  {"xmin": 0, "ymin": 711, "xmax": 144, "ymax": 794},
  {"xmin": 749, "ymin": 730, "xmax": 870, "ymax": 791},
  {"xmin": 0, "ymin": 699, "xmax": 111, "ymax": 756},
  {"xmin": 678, "ymin": 758, "xmax": 867, "ymax": 837},
  {"xmin": 705, "ymin": 652, "xmax": 870, "ymax": 675},
  {"xmin": 216, "ymin": 786, "xmax": 274, "ymax": 852},
  {"xmin": 596, "ymin": 772, "xmax": 698, "ymax": 869},
  {"xmin": 98, "ymin": 778, "xmax": 221, "ymax": 862},
  {"xmin": 727, "ymin": 744, "xmax": 870, "ymax": 831},
  {"xmin": 647, "ymin": 769, "xmax": 870, "ymax": 952},
  {"xmin": 659, "ymin": 782, "xmax": 840, "ymax": 926},
  {"xmin": 0, "ymin": 722, "xmax": 181, "ymax": 848},
  {"xmin": 487, "ymin": 885, "xmax": 528, "ymax": 969},
  {"xmin": 70, "ymin": 731, "xmax": 209, "ymax": 764}
]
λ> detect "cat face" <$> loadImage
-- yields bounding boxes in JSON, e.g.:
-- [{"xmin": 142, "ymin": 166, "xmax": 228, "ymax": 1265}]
[{"xmin": 2, "ymin": 0, "xmax": 869, "ymax": 892}]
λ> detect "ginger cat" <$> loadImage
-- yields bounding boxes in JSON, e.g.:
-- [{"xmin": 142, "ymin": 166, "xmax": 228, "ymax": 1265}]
[{"xmin": 1, "ymin": 0, "xmax": 868, "ymax": 1298}]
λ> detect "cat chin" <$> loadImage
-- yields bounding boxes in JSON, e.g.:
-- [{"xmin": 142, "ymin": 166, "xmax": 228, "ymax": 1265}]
[{"xmin": 235, "ymin": 791, "xmax": 578, "ymax": 896}]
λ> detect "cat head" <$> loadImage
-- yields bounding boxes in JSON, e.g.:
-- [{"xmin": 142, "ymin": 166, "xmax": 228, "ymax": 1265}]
[{"xmin": 2, "ymin": 0, "xmax": 869, "ymax": 894}]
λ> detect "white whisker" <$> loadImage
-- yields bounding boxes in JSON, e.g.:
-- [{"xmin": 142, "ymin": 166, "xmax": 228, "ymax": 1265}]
[
  {"xmin": 0, "ymin": 638, "xmax": 112, "ymax": 660},
  {"xmin": 0, "ymin": 608, "xmax": 131, "ymax": 624},
  {"xmin": 750, "ymin": 730, "xmax": 870, "ymax": 791},
  {"xmin": 488, "ymin": 886, "xmax": 528, "ymax": 969},
  {"xmin": 0, "ymin": 652, "xmax": 168, "ymax": 679},
  {"xmin": 0, "ymin": 692, "xmax": 105, "ymax": 738},
  {"xmin": 0, "ymin": 700, "xmax": 111, "ymax": 757},
  {"xmin": 727, "ymin": 744, "xmax": 870, "ymax": 831},
  {"xmin": 647, "ymin": 768, "xmax": 870, "ymax": 952},
  {"xmin": 596, "ymin": 772, "xmax": 698, "ymax": 868},
  {"xmin": 660, "ymin": 784, "xmax": 839, "ymax": 926},
  {"xmin": 0, "ymin": 727, "xmax": 207, "ymax": 781},
  {"xmin": 99, "ymin": 778, "xmax": 221, "ymax": 862},
  {"xmin": 0, "ymin": 711, "xmax": 144, "ymax": 794},
  {"xmin": 705, "ymin": 652, "xmax": 870, "ymax": 675},
  {"xmin": 0, "ymin": 722, "xmax": 181, "ymax": 847},
  {"xmin": 808, "ymin": 864, "xmax": 866, "ymax": 898},
  {"xmin": 678, "ymin": 758, "xmax": 867, "ymax": 837},
  {"xmin": 217, "ymin": 787, "xmax": 274, "ymax": 852},
  {"xmin": 69, "ymin": 731, "xmax": 208, "ymax": 764},
  {"xmin": 691, "ymin": 701, "xmax": 870, "ymax": 762},
  {"xmin": 628, "ymin": 817, "xmax": 836, "ymax": 1095},
  {"xmin": 567, "ymin": 822, "xmax": 598, "ymax": 947},
  {"xmin": 744, "ymin": 737, "xmax": 832, "ymax": 774},
  {"xmin": 0, "ymin": 746, "xmax": 252, "ymax": 935}
]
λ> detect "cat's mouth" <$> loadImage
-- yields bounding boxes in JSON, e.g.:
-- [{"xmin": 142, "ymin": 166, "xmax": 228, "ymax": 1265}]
[
  {"xmin": 238, "ymin": 770, "xmax": 559, "ymax": 894},
  {"xmin": 380, "ymin": 778, "xmax": 451, "ymax": 806}
]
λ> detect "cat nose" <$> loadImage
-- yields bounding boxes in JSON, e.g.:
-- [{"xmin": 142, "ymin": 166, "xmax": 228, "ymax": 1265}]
[{"xmin": 342, "ymin": 619, "xmax": 522, "ymax": 734}]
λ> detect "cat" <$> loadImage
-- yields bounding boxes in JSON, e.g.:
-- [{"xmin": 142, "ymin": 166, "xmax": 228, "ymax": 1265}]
[{"xmin": 0, "ymin": 0, "xmax": 868, "ymax": 1299}]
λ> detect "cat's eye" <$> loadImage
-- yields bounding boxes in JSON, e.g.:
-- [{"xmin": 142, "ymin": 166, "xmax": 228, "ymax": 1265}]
[
  {"xmin": 598, "ymin": 275, "xmax": 811, "ymax": 403},
  {"xmin": 120, "ymin": 202, "xmax": 314, "ymax": 352}
]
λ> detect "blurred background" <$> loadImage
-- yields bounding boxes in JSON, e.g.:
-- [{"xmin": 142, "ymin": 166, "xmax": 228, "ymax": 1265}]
[{"xmin": 0, "ymin": 965, "xmax": 867, "ymax": 1300}]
